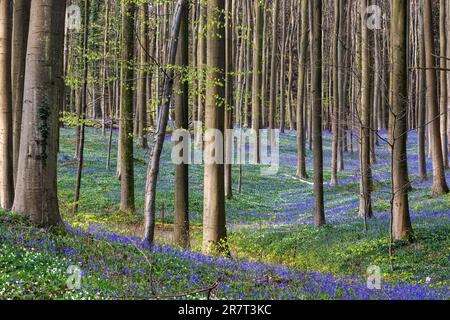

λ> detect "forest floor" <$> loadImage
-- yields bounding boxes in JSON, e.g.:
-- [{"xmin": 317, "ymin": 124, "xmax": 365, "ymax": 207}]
[{"xmin": 0, "ymin": 127, "xmax": 449, "ymax": 299}]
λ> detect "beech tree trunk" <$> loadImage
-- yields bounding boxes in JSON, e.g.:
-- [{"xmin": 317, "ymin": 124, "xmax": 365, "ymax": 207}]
[
  {"xmin": 244, "ymin": 0, "xmax": 253, "ymax": 128},
  {"xmin": 269, "ymin": 0, "xmax": 278, "ymax": 134},
  {"xmin": 439, "ymin": 0, "xmax": 448, "ymax": 168},
  {"xmin": 197, "ymin": 2, "xmax": 206, "ymax": 126},
  {"xmin": 423, "ymin": 0, "xmax": 449, "ymax": 196},
  {"xmin": 225, "ymin": 0, "xmax": 234, "ymax": 197},
  {"xmin": 391, "ymin": 0, "xmax": 413, "ymax": 241},
  {"xmin": 202, "ymin": 0, "xmax": 228, "ymax": 255},
  {"xmin": 311, "ymin": 0, "xmax": 325, "ymax": 227},
  {"xmin": 279, "ymin": 0, "xmax": 286, "ymax": 133},
  {"xmin": 174, "ymin": 1, "xmax": 189, "ymax": 248},
  {"xmin": 12, "ymin": 0, "xmax": 66, "ymax": 226},
  {"xmin": 119, "ymin": 0, "xmax": 135, "ymax": 213},
  {"xmin": 11, "ymin": 0, "xmax": 31, "ymax": 185},
  {"xmin": 0, "ymin": 0, "xmax": 14, "ymax": 210},
  {"xmin": 137, "ymin": 4, "xmax": 148, "ymax": 149},
  {"xmin": 296, "ymin": 0, "xmax": 308, "ymax": 179},
  {"xmin": 418, "ymin": 1, "xmax": 427, "ymax": 181},
  {"xmin": 252, "ymin": 0, "xmax": 263, "ymax": 163},
  {"xmin": 359, "ymin": 0, "xmax": 373, "ymax": 218},
  {"xmin": 330, "ymin": 0, "xmax": 340, "ymax": 186}
]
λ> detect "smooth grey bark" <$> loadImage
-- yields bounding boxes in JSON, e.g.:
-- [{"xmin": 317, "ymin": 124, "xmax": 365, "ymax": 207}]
[
  {"xmin": 359, "ymin": 0, "xmax": 373, "ymax": 219},
  {"xmin": 202, "ymin": 0, "xmax": 228, "ymax": 255},
  {"xmin": 12, "ymin": 0, "xmax": 31, "ymax": 186},
  {"xmin": 13, "ymin": 0, "xmax": 67, "ymax": 226},
  {"xmin": 330, "ymin": 0, "xmax": 340, "ymax": 186},
  {"xmin": 418, "ymin": 1, "xmax": 427, "ymax": 181},
  {"xmin": 0, "ymin": 0, "xmax": 14, "ymax": 209}
]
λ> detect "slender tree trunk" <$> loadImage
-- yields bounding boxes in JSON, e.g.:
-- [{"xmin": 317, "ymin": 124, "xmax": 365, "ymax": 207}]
[
  {"xmin": 174, "ymin": 1, "xmax": 189, "ymax": 248},
  {"xmin": 100, "ymin": 0, "xmax": 109, "ymax": 136},
  {"xmin": 244, "ymin": 0, "xmax": 253, "ymax": 128},
  {"xmin": 296, "ymin": 0, "xmax": 308, "ymax": 179},
  {"xmin": 261, "ymin": 8, "xmax": 267, "ymax": 129},
  {"xmin": 137, "ymin": 4, "xmax": 148, "ymax": 149},
  {"xmin": 418, "ymin": 1, "xmax": 427, "ymax": 181},
  {"xmin": 439, "ymin": 0, "xmax": 448, "ymax": 168},
  {"xmin": 252, "ymin": 0, "xmax": 263, "ymax": 164},
  {"xmin": 311, "ymin": 0, "xmax": 325, "ymax": 227},
  {"xmin": 0, "ymin": 0, "xmax": 14, "ymax": 209},
  {"xmin": 148, "ymin": 27, "xmax": 155, "ymax": 128},
  {"xmin": 269, "ymin": 0, "xmax": 279, "ymax": 134},
  {"xmin": 359, "ymin": 0, "xmax": 373, "ymax": 218},
  {"xmin": 423, "ymin": 0, "xmax": 449, "ymax": 196},
  {"xmin": 197, "ymin": 2, "xmax": 207, "ymax": 127},
  {"xmin": 11, "ymin": 0, "xmax": 31, "ymax": 186},
  {"xmin": 119, "ymin": 0, "xmax": 135, "ymax": 213},
  {"xmin": 73, "ymin": 0, "xmax": 90, "ymax": 215},
  {"xmin": 391, "ymin": 0, "xmax": 413, "ymax": 241},
  {"xmin": 279, "ymin": 0, "xmax": 286, "ymax": 133},
  {"xmin": 448, "ymin": 0, "xmax": 450, "ymax": 157},
  {"xmin": 330, "ymin": 0, "xmax": 340, "ymax": 186},
  {"xmin": 337, "ymin": 0, "xmax": 347, "ymax": 172},
  {"xmin": 371, "ymin": 31, "xmax": 379, "ymax": 165},
  {"xmin": 225, "ymin": 0, "xmax": 234, "ymax": 197},
  {"xmin": 287, "ymin": 4, "xmax": 295, "ymax": 131},
  {"xmin": 235, "ymin": 21, "xmax": 245, "ymax": 125}
]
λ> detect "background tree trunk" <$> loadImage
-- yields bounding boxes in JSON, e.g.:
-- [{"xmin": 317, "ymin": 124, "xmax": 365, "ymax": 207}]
[
  {"xmin": 137, "ymin": 4, "xmax": 148, "ymax": 150},
  {"xmin": 359, "ymin": 0, "xmax": 373, "ymax": 218},
  {"xmin": 423, "ymin": 0, "xmax": 449, "ymax": 196},
  {"xmin": 225, "ymin": 0, "xmax": 234, "ymax": 197},
  {"xmin": 418, "ymin": 0, "xmax": 427, "ymax": 181},
  {"xmin": 174, "ymin": 1, "xmax": 189, "ymax": 248},
  {"xmin": 311, "ymin": 0, "xmax": 325, "ymax": 227},
  {"xmin": 439, "ymin": 0, "xmax": 448, "ymax": 168},
  {"xmin": 73, "ymin": 0, "xmax": 90, "ymax": 215},
  {"xmin": 251, "ymin": 0, "xmax": 263, "ymax": 164},
  {"xmin": 269, "ymin": 0, "xmax": 279, "ymax": 135},
  {"xmin": 197, "ymin": 2, "xmax": 207, "ymax": 127},
  {"xmin": 119, "ymin": 0, "xmax": 135, "ymax": 213},
  {"xmin": 330, "ymin": 0, "xmax": 340, "ymax": 186},
  {"xmin": 296, "ymin": 0, "xmax": 308, "ymax": 179},
  {"xmin": 279, "ymin": 0, "xmax": 286, "ymax": 133}
]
